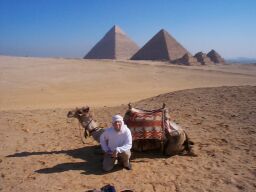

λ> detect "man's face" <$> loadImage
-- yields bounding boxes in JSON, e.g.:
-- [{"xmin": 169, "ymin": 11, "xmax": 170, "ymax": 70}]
[{"xmin": 113, "ymin": 121, "xmax": 122, "ymax": 132}]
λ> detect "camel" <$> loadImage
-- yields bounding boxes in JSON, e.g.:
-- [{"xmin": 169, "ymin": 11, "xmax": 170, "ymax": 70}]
[{"xmin": 67, "ymin": 106, "xmax": 194, "ymax": 156}]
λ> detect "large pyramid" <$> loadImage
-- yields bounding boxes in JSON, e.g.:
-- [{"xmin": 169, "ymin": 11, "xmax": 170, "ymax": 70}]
[
  {"xmin": 84, "ymin": 25, "xmax": 139, "ymax": 59},
  {"xmin": 131, "ymin": 29, "xmax": 189, "ymax": 61}
]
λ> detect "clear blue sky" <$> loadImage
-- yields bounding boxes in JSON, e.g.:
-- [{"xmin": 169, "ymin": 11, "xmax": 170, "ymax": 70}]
[{"xmin": 0, "ymin": 0, "xmax": 256, "ymax": 59}]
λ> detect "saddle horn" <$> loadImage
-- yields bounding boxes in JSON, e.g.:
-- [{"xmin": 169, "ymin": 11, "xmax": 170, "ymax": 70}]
[{"xmin": 128, "ymin": 103, "xmax": 132, "ymax": 109}]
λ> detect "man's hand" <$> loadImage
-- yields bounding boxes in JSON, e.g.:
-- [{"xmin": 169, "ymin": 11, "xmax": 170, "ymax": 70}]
[
  {"xmin": 111, "ymin": 150, "xmax": 118, "ymax": 158},
  {"xmin": 104, "ymin": 150, "xmax": 118, "ymax": 158}
]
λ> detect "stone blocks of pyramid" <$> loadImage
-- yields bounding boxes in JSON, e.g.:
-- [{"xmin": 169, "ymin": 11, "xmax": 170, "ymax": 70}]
[
  {"xmin": 84, "ymin": 25, "xmax": 139, "ymax": 60},
  {"xmin": 131, "ymin": 29, "xmax": 189, "ymax": 61}
]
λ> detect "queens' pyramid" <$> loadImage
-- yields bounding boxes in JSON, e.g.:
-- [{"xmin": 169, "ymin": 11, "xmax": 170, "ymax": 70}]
[
  {"xmin": 207, "ymin": 49, "xmax": 225, "ymax": 64},
  {"xmin": 173, "ymin": 53, "xmax": 201, "ymax": 65},
  {"xmin": 131, "ymin": 29, "xmax": 189, "ymax": 61},
  {"xmin": 84, "ymin": 25, "xmax": 139, "ymax": 59},
  {"xmin": 194, "ymin": 52, "xmax": 214, "ymax": 65}
]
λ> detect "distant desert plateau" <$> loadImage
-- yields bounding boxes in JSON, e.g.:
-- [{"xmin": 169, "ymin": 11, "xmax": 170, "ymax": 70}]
[{"xmin": 0, "ymin": 56, "xmax": 256, "ymax": 192}]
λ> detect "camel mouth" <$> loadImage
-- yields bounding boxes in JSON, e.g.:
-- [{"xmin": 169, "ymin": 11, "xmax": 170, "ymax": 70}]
[
  {"xmin": 67, "ymin": 108, "xmax": 88, "ymax": 118},
  {"xmin": 67, "ymin": 111, "xmax": 75, "ymax": 118},
  {"xmin": 67, "ymin": 109, "xmax": 85, "ymax": 118}
]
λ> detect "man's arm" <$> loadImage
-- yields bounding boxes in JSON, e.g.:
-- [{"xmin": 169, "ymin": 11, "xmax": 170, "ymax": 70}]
[
  {"xmin": 116, "ymin": 130, "xmax": 132, "ymax": 153},
  {"xmin": 100, "ymin": 132, "xmax": 111, "ymax": 152}
]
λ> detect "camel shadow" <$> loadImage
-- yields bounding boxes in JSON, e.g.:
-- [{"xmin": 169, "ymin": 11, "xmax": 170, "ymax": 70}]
[
  {"xmin": 7, "ymin": 145, "xmax": 180, "ymax": 175},
  {"xmin": 7, "ymin": 145, "xmax": 122, "ymax": 175}
]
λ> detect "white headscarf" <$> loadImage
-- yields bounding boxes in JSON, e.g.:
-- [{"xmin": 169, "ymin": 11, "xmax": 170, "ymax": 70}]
[
  {"xmin": 112, "ymin": 115, "xmax": 128, "ymax": 133},
  {"xmin": 112, "ymin": 114, "xmax": 123, "ymax": 123}
]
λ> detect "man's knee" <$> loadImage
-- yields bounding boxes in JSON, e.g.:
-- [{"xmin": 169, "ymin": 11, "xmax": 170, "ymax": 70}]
[
  {"xmin": 102, "ymin": 156, "xmax": 115, "ymax": 171},
  {"xmin": 119, "ymin": 150, "xmax": 131, "ymax": 165},
  {"xmin": 103, "ymin": 164, "xmax": 114, "ymax": 172},
  {"xmin": 120, "ymin": 150, "xmax": 131, "ymax": 158}
]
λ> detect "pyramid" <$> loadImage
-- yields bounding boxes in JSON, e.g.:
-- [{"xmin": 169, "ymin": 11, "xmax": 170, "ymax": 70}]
[
  {"xmin": 194, "ymin": 52, "xmax": 214, "ymax": 65},
  {"xmin": 207, "ymin": 49, "xmax": 225, "ymax": 64},
  {"xmin": 173, "ymin": 53, "xmax": 201, "ymax": 66},
  {"xmin": 131, "ymin": 29, "xmax": 189, "ymax": 61},
  {"xmin": 84, "ymin": 25, "xmax": 139, "ymax": 59}
]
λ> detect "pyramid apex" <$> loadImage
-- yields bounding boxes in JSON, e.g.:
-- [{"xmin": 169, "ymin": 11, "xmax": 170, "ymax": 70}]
[
  {"xmin": 111, "ymin": 25, "xmax": 124, "ymax": 34},
  {"xmin": 158, "ymin": 29, "xmax": 168, "ymax": 34},
  {"xmin": 207, "ymin": 49, "xmax": 221, "ymax": 57},
  {"xmin": 209, "ymin": 49, "xmax": 217, "ymax": 53},
  {"xmin": 195, "ymin": 51, "xmax": 204, "ymax": 56}
]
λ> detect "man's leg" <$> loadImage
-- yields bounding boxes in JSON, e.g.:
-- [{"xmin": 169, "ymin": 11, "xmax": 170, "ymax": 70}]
[
  {"xmin": 102, "ymin": 154, "xmax": 116, "ymax": 171},
  {"xmin": 118, "ymin": 150, "xmax": 131, "ymax": 168}
]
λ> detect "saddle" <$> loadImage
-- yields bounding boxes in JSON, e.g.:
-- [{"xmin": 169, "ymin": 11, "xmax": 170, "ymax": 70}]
[{"xmin": 124, "ymin": 104, "xmax": 168, "ymax": 141}]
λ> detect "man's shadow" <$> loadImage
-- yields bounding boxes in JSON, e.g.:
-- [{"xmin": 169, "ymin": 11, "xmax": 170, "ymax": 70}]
[
  {"xmin": 7, "ymin": 145, "xmax": 169, "ymax": 175},
  {"xmin": 7, "ymin": 145, "xmax": 123, "ymax": 175}
]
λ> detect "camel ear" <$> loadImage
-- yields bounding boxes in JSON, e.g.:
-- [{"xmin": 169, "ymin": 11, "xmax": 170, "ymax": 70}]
[{"xmin": 82, "ymin": 106, "xmax": 90, "ymax": 113}]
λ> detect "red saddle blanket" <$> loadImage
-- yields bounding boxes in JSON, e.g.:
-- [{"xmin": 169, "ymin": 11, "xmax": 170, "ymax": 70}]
[{"xmin": 124, "ymin": 107, "xmax": 165, "ymax": 140}]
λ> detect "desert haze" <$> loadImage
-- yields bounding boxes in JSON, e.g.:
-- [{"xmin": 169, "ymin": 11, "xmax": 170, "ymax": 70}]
[{"xmin": 0, "ymin": 56, "xmax": 256, "ymax": 192}]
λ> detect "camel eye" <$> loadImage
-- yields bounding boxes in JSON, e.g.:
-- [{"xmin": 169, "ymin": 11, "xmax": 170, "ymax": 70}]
[{"xmin": 77, "ymin": 110, "xmax": 83, "ymax": 116}]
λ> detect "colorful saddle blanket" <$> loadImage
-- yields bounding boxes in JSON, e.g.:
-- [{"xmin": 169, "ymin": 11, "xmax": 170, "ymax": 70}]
[{"xmin": 124, "ymin": 107, "xmax": 166, "ymax": 140}]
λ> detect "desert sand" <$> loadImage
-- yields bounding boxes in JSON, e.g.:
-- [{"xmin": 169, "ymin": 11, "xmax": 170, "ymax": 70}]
[
  {"xmin": 0, "ymin": 56, "xmax": 256, "ymax": 192},
  {"xmin": 0, "ymin": 56, "xmax": 256, "ymax": 110}
]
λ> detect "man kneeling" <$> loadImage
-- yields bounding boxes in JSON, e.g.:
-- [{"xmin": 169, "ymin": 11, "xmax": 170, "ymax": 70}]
[{"xmin": 100, "ymin": 115, "xmax": 132, "ymax": 171}]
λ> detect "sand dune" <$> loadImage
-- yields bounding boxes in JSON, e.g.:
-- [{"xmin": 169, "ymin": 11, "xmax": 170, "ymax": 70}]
[
  {"xmin": 0, "ymin": 86, "xmax": 255, "ymax": 192},
  {"xmin": 0, "ymin": 56, "xmax": 256, "ymax": 191}
]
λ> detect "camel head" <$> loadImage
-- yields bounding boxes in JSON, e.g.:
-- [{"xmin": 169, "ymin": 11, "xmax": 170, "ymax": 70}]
[
  {"xmin": 67, "ymin": 106, "xmax": 97, "ymax": 131},
  {"xmin": 67, "ymin": 106, "xmax": 90, "ymax": 119}
]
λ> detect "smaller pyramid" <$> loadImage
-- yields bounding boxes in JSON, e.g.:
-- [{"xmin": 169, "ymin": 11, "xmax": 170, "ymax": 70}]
[
  {"xmin": 173, "ymin": 53, "xmax": 201, "ymax": 66},
  {"xmin": 207, "ymin": 49, "xmax": 225, "ymax": 64},
  {"xmin": 84, "ymin": 25, "xmax": 139, "ymax": 59},
  {"xmin": 194, "ymin": 52, "xmax": 215, "ymax": 65},
  {"xmin": 131, "ymin": 29, "xmax": 189, "ymax": 61}
]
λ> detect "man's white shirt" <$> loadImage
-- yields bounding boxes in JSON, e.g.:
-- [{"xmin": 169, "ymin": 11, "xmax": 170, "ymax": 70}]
[{"xmin": 100, "ymin": 124, "xmax": 132, "ymax": 153}]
